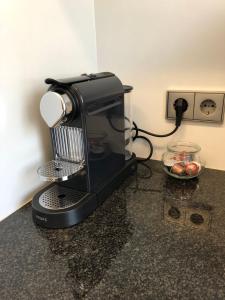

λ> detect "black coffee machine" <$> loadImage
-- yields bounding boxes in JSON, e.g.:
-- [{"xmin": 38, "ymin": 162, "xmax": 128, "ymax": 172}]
[{"xmin": 32, "ymin": 72, "xmax": 136, "ymax": 228}]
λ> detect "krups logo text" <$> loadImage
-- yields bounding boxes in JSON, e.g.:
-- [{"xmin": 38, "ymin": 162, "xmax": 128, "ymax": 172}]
[{"xmin": 36, "ymin": 215, "xmax": 47, "ymax": 222}]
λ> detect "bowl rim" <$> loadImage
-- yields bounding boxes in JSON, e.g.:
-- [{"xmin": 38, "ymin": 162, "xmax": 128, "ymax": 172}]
[{"xmin": 167, "ymin": 141, "xmax": 201, "ymax": 153}]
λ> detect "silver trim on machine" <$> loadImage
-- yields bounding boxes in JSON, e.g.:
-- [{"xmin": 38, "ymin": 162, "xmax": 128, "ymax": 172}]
[{"xmin": 40, "ymin": 91, "xmax": 73, "ymax": 127}]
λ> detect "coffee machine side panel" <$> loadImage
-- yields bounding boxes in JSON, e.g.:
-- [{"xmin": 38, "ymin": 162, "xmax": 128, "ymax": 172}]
[
  {"xmin": 84, "ymin": 95, "xmax": 125, "ymax": 192},
  {"xmin": 71, "ymin": 75, "xmax": 126, "ymax": 193}
]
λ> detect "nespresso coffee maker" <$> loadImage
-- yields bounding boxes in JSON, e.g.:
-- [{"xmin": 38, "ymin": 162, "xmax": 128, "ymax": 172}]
[{"xmin": 32, "ymin": 72, "xmax": 136, "ymax": 228}]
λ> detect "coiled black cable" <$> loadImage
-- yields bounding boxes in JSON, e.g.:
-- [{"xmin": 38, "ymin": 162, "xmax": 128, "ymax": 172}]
[
  {"xmin": 136, "ymin": 126, "xmax": 179, "ymax": 138},
  {"xmin": 132, "ymin": 98, "xmax": 187, "ymax": 161},
  {"xmin": 133, "ymin": 135, "xmax": 153, "ymax": 162},
  {"xmin": 132, "ymin": 121, "xmax": 179, "ymax": 162},
  {"xmin": 132, "ymin": 121, "xmax": 153, "ymax": 162},
  {"xmin": 107, "ymin": 98, "xmax": 186, "ymax": 163}
]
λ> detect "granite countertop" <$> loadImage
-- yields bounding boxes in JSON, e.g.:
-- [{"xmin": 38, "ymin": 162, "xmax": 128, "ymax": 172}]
[{"xmin": 1, "ymin": 160, "xmax": 225, "ymax": 300}]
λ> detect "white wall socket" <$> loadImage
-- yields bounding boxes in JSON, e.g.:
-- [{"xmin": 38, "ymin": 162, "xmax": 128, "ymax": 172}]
[
  {"xmin": 167, "ymin": 91, "xmax": 225, "ymax": 123},
  {"xmin": 194, "ymin": 93, "xmax": 224, "ymax": 122}
]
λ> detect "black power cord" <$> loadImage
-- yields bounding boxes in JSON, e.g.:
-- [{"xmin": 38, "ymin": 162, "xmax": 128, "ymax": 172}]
[
  {"xmin": 133, "ymin": 134, "xmax": 153, "ymax": 162},
  {"xmin": 133, "ymin": 98, "xmax": 188, "ymax": 162}
]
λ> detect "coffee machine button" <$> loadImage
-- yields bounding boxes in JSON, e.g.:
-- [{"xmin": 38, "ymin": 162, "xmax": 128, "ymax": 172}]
[{"xmin": 40, "ymin": 91, "xmax": 73, "ymax": 127}]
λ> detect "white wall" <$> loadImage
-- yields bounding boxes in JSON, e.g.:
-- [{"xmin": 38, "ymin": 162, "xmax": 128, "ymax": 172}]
[
  {"xmin": 0, "ymin": 0, "xmax": 97, "ymax": 220},
  {"xmin": 2, "ymin": 0, "xmax": 225, "ymax": 220},
  {"xmin": 94, "ymin": 0, "xmax": 225, "ymax": 170}
]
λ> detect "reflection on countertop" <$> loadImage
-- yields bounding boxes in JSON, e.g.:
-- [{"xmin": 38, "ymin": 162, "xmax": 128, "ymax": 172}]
[
  {"xmin": 1, "ymin": 160, "xmax": 225, "ymax": 300},
  {"xmin": 163, "ymin": 177, "xmax": 213, "ymax": 231}
]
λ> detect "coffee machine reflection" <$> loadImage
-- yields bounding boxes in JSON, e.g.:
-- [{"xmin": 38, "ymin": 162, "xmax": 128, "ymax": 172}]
[
  {"xmin": 88, "ymin": 131, "xmax": 109, "ymax": 160},
  {"xmin": 163, "ymin": 177, "xmax": 212, "ymax": 230},
  {"xmin": 37, "ymin": 194, "xmax": 132, "ymax": 298}
]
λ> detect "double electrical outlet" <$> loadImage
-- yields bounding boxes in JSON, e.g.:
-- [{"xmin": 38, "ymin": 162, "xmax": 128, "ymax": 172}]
[{"xmin": 167, "ymin": 91, "xmax": 225, "ymax": 123}]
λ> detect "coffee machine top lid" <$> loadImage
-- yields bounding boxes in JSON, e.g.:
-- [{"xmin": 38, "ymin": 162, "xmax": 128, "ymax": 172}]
[
  {"xmin": 40, "ymin": 91, "xmax": 73, "ymax": 127},
  {"xmin": 44, "ymin": 72, "xmax": 114, "ymax": 86}
]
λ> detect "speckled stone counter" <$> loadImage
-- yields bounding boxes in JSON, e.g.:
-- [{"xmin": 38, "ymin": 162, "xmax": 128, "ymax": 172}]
[{"xmin": 1, "ymin": 160, "xmax": 225, "ymax": 300}]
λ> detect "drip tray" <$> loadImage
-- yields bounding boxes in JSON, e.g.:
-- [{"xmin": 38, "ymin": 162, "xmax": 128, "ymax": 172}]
[
  {"xmin": 37, "ymin": 160, "xmax": 84, "ymax": 182},
  {"xmin": 39, "ymin": 185, "xmax": 87, "ymax": 210}
]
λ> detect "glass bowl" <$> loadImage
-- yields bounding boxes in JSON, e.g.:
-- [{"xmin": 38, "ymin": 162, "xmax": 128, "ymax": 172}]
[{"xmin": 162, "ymin": 141, "xmax": 205, "ymax": 180}]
